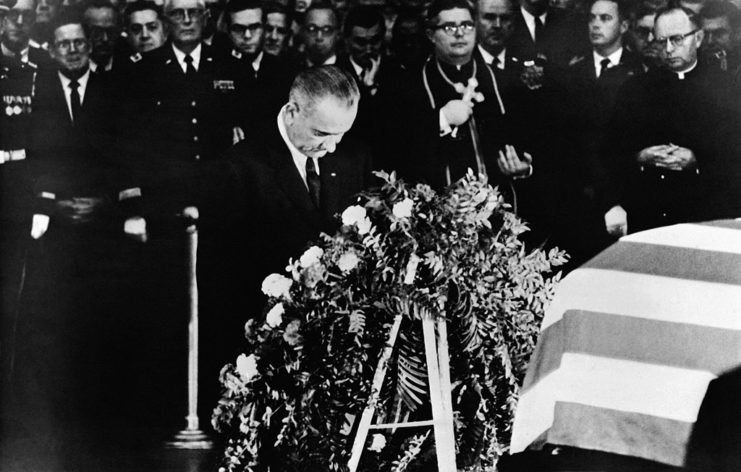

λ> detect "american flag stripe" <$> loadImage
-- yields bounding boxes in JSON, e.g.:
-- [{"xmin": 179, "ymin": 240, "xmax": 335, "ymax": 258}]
[
  {"xmin": 524, "ymin": 310, "xmax": 741, "ymax": 388},
  {"xmin": 511, "ymin": 220, "xmax": 741, "ymax": 467},
  {"xmin": 585, "ymin": 241, "xmax": 741, "ymax": 284},
  {"xmin": 541, "ymin": 269, "xmax": 741, "ymax": 331}
]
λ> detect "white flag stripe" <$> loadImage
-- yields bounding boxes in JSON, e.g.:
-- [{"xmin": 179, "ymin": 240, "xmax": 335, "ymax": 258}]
[
  {"xmin": 510, "ymin": 370, "xmax": 560, "ymax": 453},
  {"xmin": 510, "ymin": 354, "xmax": 716, "ymax": 453},
  {"xmin": 621, "ymin": 223, "xmax": 741, "ymax": 255},
  {"xmin": 541, "ymin": 268, "xmax": 741, "ymax": 331}
]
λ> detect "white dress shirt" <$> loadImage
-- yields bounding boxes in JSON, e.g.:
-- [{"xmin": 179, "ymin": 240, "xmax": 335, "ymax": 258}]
[
  {"xmin": 520, "ymin": 7, "xmax": 547, "ymax": 41},
  {"xmin": 593, "ymin": 47, "xmax": 623, "ymax": 78},
  {"xmin": 89, "ymin": 57, "xmax": 114, "ymax": 73},
  {"xmin": 172, "ymin": 43, "xmax": 202, "ymax": 73},
  {"xmin": 478, "ymin": 45, "xmax": 507, "ymax": 70},
  {"xmin": 277, "ymin": 105, "xmax": 320, "ymax": 190},
  {"xmin": 58, "ymin": 69, "xmax": 91, "ymax": 121},
  {"xmin": 252, "ymin": 50, "xmax": 264, "ymax": 74}
]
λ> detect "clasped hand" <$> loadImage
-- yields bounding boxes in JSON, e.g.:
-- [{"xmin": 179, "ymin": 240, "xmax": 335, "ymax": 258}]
[{"xmin": 637, "ymin": 144, "xmax": 696, "ymax": 171}]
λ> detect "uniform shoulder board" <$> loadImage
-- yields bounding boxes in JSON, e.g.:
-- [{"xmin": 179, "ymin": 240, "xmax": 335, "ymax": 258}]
[
  {"xmin": 231, "ymin": 49, "xmax": 242, "ymax": 59},
  {"xmin": 130, "ymin": 52, "xmax": 142, "ymax": 63},
  {"xmin": 568, "ymin": 55, "xmax": 585, "ymax": 67}
]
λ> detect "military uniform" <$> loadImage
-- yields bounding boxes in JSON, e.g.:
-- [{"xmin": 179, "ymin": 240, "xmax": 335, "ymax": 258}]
[{"xmin": 119, "ymin": 42, "xmax": 242, "ymax": 225}]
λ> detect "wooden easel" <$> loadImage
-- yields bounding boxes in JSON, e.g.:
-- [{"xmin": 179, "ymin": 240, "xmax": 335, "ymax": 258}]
[{"xmin": 347, "ymin": 314, "xmax": 457, "ymax": 471}]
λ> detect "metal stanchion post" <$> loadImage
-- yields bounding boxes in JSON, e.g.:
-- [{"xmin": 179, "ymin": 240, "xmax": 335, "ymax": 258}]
[{"xmin": 166, "ymin": 206, "xmax": 213, "ymax": 449}]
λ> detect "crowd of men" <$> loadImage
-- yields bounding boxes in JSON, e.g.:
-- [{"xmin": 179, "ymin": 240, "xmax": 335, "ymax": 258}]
[{"xmin": 0, "ymin": 0, "xmax": 739, "ymax": 467}]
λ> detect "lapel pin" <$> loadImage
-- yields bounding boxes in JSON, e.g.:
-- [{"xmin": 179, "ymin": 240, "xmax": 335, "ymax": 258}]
[{"xmin": 330, "ymin": 172, "xmax": 337, "ymax": 177}]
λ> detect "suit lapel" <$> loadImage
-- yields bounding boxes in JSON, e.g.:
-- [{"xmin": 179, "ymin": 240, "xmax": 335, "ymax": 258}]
[{"xmin": 266, "ymin": 135, "xmax": 321, "ymax": 224}]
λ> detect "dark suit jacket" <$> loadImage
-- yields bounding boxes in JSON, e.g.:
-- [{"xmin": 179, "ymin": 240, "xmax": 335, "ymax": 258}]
[
  {"xmin": 336, "ymin": 53, "xmax": 406, "ymax": 165},
  {"xmin": 507, "ymin": 7, "xmax": 589, "ymax": 69},
  {"xmin": 222, "ymin": 50, "xmax": 294, "ymax": 137},
  {"xmin": 29, "ymin": 68, "xmax": 120, "ymax": 199},
  {"xmin": 562, "ymin": 48, "xmax": 645, "ymax": 209},
  {"xmin": 222, "ymin": 126, "xmax": 374, "ymax": 284}
]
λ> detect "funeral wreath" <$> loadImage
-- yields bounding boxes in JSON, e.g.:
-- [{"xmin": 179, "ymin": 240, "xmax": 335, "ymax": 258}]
[{"xmin": 212, "ymin": 171, "xmax": 566, "ymax": 471}]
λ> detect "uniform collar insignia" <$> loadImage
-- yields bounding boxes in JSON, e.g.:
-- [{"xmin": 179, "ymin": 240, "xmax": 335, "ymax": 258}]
[
  {"xmin": 130, "ymin": 52, "xmax": 142, "ymax": 63},
  {"xmin": 231, "ymin": 49, "xmax": 242, "ymax": 59}
]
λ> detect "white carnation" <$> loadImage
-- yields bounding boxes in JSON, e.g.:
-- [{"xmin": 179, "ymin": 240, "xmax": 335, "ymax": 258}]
[
  {"xmin": 265, "ymin": 302, "xmax": 285, "ymax": 328},
  {"xmin": 342, "ymin": 205, "xmax": 367, "ymax": 226},
  {"xmin": 337, "ymin": 252, "xmax": 360, "ymax": 273},
  {"xmin": 392, "ymin": 198, "xmax": 414, "ymax": 219},
  {"xmin": 368, "ymin": 433, "xmax": 386, "ymax": 452},
  {"xmin": 299, "ymin": 246, "xmax": 324, "ymax": 268},
  {"xmin": 261, "ymin": 273, "xmax": 293, "ymax": 299},
  {"xmin": 235, "ymin": 354, "xmax": 259, "ymax": 381}
]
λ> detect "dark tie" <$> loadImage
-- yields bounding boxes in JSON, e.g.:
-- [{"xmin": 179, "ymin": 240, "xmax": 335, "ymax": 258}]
[
  {"xmin": 533, "ymin": 16, "xmax": 545, "ymax": 43},
  {"xmin": 69, "ymin": 79, "xmax": 81, "ymax": 123},
  {"xmin": 305, "ymin": 158, "xmax": 321, "ymax": 209},
  {"xmin": 184, "ymin": 54, "xmax": 196, "ymax": 76},
  {"xmin": 599, "ymin": 58, "xmax": 611, "ymax": 78}
]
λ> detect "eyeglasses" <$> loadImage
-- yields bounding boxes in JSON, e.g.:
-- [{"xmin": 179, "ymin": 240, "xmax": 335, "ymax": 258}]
[
  {"xmin": 53, "ymin": 38, "xmax": 88, "ymax": 52},
  {"xmin": 434, "ymin": 21, "xmax": 475, "ymax": 36},
  {"xmin": 167, "ymin": 8, "xmax": 205, "ymax": 22},
  {"xmin": 304, "ymin": 24, "xmax": 336, "ymax": 36},
  {"xmin": 265, "ymin": 25, "xmax": 289, "ymax": 35},
  {"xmin": 229, "ymin": 23, "xmax": 263, "ymax": 36},
  {"xmin": 652, "ymin": 29, "xmax": 698, "ymax": 48}
]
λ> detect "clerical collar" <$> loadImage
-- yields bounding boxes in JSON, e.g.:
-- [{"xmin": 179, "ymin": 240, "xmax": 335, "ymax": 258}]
[
  {"xmin": 673, "ymin": 60, "xmax": 697, "ymax": 80},
  {"xmin": 1, "ymin": 43, "xmax": 29, "ymax": 63}
]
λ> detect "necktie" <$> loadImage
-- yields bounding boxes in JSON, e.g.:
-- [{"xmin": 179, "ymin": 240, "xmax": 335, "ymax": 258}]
[
  {"xmin": 69, "ymin": 79, "xmax": 81, "ymax": 123},
  {"xmin": 305, "ymin": 157, "xmax": 321, "ymax": 209},
  {"xmin": 184, "ymin": 54, "xmax": 196, "ymax": 76},
  {"xmin": 599, "ymin": 58, "xmax": 611, "ymax": 78},
  {"xmin": 533, "ymin": 16, "xmax": 545, "ymax": 43}
]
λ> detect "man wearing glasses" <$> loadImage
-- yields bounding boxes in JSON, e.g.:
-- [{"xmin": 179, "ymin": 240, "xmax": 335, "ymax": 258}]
[
  {"xmin": 222, "ymin": 0, "xmax": 291, "ymax": 134},
  {"xmin": 297, "ymin": 1, "xmax": 338, "ymax": 68},
  {"xmin": 604, "ymin": 6, "xmax": 737, "ymax": 233},
  {"xmin": 384, "ymin": 0, "xmax": 532, "ymax": 192}
]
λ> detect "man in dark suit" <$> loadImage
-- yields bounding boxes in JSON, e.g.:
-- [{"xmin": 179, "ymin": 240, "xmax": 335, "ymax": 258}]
[
  {"xmin": 564, "ymin": 0, "xmax": 643, "ymax": 243},
  {"xmin": 604, "ymin": 6, "xmax": 737, "ymax": 233},
  {"xmin": 222, "ymin": 0, "xmax": 293, "ymax": 136},
  {"xmin": 194, "ymin": 65, "xmax": 373, "ymax": 422},
  {"xmin": 294, "ymin": 1, "xmax": 339, "ymax": 68},
  {"xmin": 82, "ymin": 0, "xmax": 121, "ymax": 74},
  {"xmin": 223, "ymin": 65, "xmax": 373, "ymax": 313},
  {"xmin": 337, "ymin": 5, "xmax": 404, "ymax": 162},
  {"xmin": 507, "ymin": 0, "xmax": 589, "ymax": 69},
  {"xmin": 6, "ymin": 11, "xmax": 146, "ymax": 470}
]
